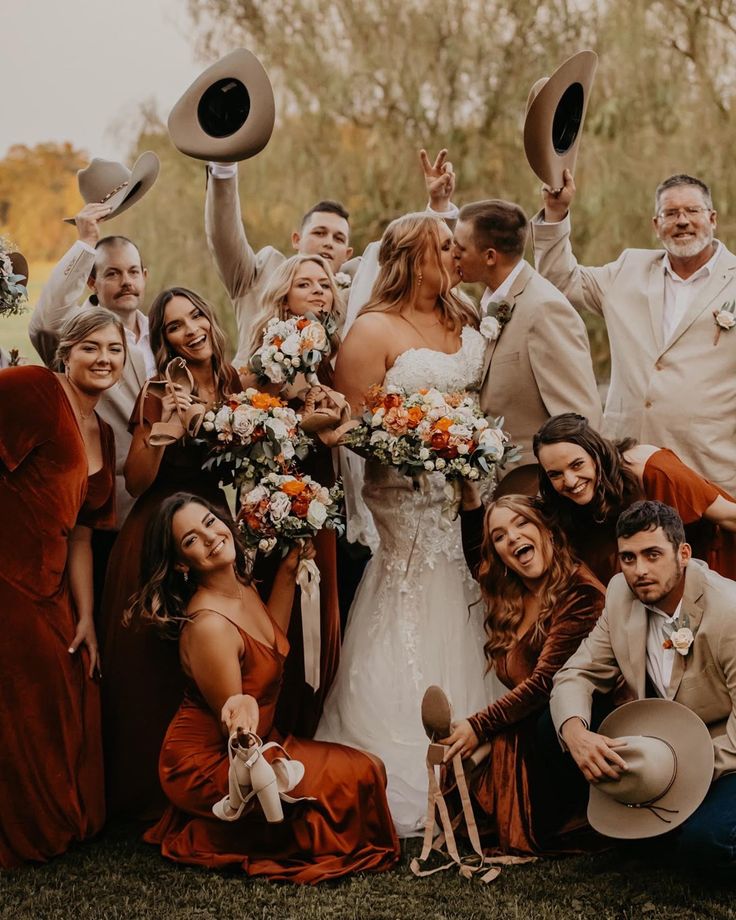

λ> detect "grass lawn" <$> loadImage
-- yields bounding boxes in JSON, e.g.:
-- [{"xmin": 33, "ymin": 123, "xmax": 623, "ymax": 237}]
[{"xmin": 1, "ymin": 825, "xmax": 734, "ymax": 920}]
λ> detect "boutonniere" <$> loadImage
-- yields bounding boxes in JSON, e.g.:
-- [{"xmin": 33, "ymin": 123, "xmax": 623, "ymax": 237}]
[
  {"xmin": 662, "ymin": 612, "xmax": 694, "ymax": 656},
  {"xmin": 480, "ymin": 300, "xmax": 514, "ymax": 342},
  {"xmin": 713, "ymin": 300, "xmax": 736, "ymax": 345},
  {"xmin": 334, "ymin": 271, "xmax": 352, "ymax": 291}
]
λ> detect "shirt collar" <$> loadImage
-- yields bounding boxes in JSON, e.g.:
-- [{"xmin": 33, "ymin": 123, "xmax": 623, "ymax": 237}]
[
  {"xmin": 481, "ymin": 259, "xmax": 525, "ymax": 311},
  {"xmin": 124, "ymin": 310, "xmax": 150, "ymax": 344},
  {"xmin": 662, "ymin": 241, "xmax": 721, "ymax": 283},
  {"xmin": 647, "ymin": 599, "xmax": 682, "ymax": 623}
]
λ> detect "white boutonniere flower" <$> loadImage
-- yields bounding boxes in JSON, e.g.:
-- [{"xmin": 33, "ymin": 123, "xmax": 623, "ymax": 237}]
[
  {"xmin": 662, "ymin": 612, "xmax": 694, "ymax": 656},
  {"xmin": 334, "ymin": 271, "xmax": 352, "ymax": 290},
  {"xmin": 480, "ymin": 316, "xmax": 501, "ymax": 341},
  {"xmin": 713, "ymin": 300, "xmax": 736, "ymax": 345}
]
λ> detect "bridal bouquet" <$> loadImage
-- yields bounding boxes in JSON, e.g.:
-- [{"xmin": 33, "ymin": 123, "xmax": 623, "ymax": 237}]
[
  {"xmin": 238, "ymin": 472, "xmax": 345, "ymax": 556},
  {"xmin": 200, "ymin": 388, "xmax": 311, "ymax": 489},
  {"xmin": 249, "ymin": 312, "xmax": 338, "ymax": 387},
  {"xmin": 343, "ymin": 385, "xmax": 519, "ymax": 485},
  {"xmin": 0, "ymin": 241, "xmax": 27, "ymax": 317}
]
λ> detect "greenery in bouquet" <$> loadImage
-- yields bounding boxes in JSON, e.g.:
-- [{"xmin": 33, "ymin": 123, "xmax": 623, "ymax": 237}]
[
  {"xmin": 200, "ymin": 388, "xmax": 311, "ymax": 489},
  {"xmin": 248, "ymin": 311, "xmax": 338, "ymax": 387},
  {"xmin": 238, "ymin": 472, "xmax": 345, "ymax": 556},
  {"xmin": 0, "ymin": 241, "xmax": 28, "ymax": 317},
  {"xmin": 342, "ymin": 385, "xmax": 520, "ymax": 484}
]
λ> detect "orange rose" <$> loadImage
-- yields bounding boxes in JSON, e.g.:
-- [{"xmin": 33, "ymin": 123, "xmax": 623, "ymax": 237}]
[
  {"xmin": 271, "ymin": 336, "xmax": 284, "ymax": 347},
  {"xmin": 227, "ymin": 399, "xmax": 240, "ymax": 410},
  {"xmin": 243, "ymin": 512, "xmax": 262, "ymax": 531},
  {"xmin": 384, "ymin": 406, "xmax": 411, "ymax": 435},
  {"xmin": 430, "ymin": 430, "xmax": 450, "ymax": 450},
  {"xmin": 434, "ymin": 417, "xmax": 453, "ymax": 432},
  {"xmin": 296, "ymin": 318, "xmax": 310, "ymax": 330},
  {"xmin": 383, "ymin": 393, "xmax": 402, "ymax": 410},
  {"xmin": 291, "ymin": 495, "xmax": 311, "ymax": 518},
  {"xmin": 406, "ymin": 406, "xmax": 424, "ymax": 429},
  {"xmin": 281, "ymin": 479, "xmax": 307, "ymax": 496},
  {"xmin": 251, "ymin": 392, "xmax": 282, "ymax": 410}
]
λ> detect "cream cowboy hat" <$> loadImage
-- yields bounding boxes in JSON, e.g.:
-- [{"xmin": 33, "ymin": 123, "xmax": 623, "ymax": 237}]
[
  {"xmin": 588, "ymin": 699, "xmax": 713, "ymax": 839},
  {"xmin": 523, "ymin": 50, "xmax": 598, "ymax": 189},
  {"xmin": 63, "ymin": 152, "xmax": 160, "ymax": 224},
  {"xmin": 167, "ymin": 48, "xmax": 275, "ymax": 162}
]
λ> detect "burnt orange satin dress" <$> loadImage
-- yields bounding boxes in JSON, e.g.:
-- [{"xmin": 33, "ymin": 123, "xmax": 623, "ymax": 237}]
[
  {"xmin": 144, "ymin": 612, "xmax": 399, "ymax": 883},
  {"xmin": 0, "ymin": 366, "xmax": 116, "ymax": 867}
]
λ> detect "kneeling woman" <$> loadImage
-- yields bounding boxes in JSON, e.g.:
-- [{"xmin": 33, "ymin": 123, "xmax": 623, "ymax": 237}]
[
  {"xmin": 449, "ymin": 494, "xmax": 605, "ymax": 855},
  {"xmin": 130, "ymin": 494, "xmax": 399, "ymax": 883}
]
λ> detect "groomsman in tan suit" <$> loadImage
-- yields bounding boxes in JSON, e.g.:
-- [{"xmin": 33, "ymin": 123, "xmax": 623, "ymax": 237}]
[
  {"xmin": 453, "ymin": 199, "xmax": 602, "ymax": 491},
  {"xmin": 549, "ymin": 500, "xmax": 736, "ymax": 867},
  {"xmin": 532, "ymin": 171, "xmax": 736, "ymax": 496}
]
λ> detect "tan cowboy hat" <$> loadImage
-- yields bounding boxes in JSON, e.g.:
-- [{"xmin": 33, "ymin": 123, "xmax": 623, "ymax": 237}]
[
  {"xmin": 64, "ymin": 152, "xmax": 160, "ymax": 224},
  {"xmin": 523, "ymin": 50, "xmax": 598, "ymax": 189},
  {"xmin": 588, "ymin": 699, "xmax": 713, "ymax": 839},
  {"xmin": 167, "ymin": 48, "xmax": 275, "ymax": 162}
]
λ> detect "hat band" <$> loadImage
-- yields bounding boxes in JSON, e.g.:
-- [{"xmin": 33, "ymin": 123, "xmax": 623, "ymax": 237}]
[
  {"xmin": 624, "ymin": 736, "xmax": 679, "ymax": 824},
  {"xmin": 100, "ymin": 181, "xmax": 128, "ymax": 204}
]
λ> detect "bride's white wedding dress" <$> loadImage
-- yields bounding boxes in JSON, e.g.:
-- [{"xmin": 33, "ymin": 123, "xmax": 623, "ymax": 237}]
[{"xmin": 316, "ymin": 326, "xmax": 497, "ymax": 837}]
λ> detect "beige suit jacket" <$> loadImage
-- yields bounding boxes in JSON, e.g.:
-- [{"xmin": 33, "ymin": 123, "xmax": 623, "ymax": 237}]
[
  {"xmin": 28, "ymin": 242, "xmax": 149, "ymax": 524},
  {"xmin": 550, "ymin": 560, "xmax": 736, "ymax": 779},
  {"xmin": 532, "ymin": 214, "xmax": 736, "ymax": 494},
  {"xmin": 477, "ymin": 261, "xmax": 602, "ymax": 479}
]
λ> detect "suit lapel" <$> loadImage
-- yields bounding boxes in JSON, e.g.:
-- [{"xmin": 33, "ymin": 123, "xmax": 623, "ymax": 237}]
[
  {"xmin": 626, "ymin": 599, "xmax": 648, "ymax": 699},
  {"xmin": 667, "ymin": 564, "xmax": 705, "ymax": 699},
  {"xmin": 129, "ymin": 343, "xmax": 148, "ymax": 389},
  {"xmin": 480, "ymin": 262, "xmax": 533, "ymax": 381},
  {"xmin": 647, "ymin": 260, "xmax": 665, "ymax": 353}
]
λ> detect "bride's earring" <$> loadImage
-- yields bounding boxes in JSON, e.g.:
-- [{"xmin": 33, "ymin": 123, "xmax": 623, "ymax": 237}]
[{"xmin": 416, "ymin": 270, "xmax": 423, "ymax": 287}]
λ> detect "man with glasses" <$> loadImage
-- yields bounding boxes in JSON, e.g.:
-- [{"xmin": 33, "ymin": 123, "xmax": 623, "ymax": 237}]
[{"xmin": 531, "ymin": 171, "xmax": 736, "ymax": 496}]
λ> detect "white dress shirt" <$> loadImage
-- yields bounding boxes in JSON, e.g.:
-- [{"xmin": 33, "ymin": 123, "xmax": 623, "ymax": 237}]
[
  {"xmin": 645, "ymin": 600, "xmax": 682, "ymax": 698},
  {"xmin": 480, "ymin": 258, "xmax": 526, "ymax": 314},
  {"xmin": 661, "ymin": 242, "xmax": 721, "ymax": 344}
]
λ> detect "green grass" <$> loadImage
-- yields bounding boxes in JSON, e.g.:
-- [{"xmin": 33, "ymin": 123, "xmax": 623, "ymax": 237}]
[
  {"xmin": 0, "ymin": 261, "xmax": 54, "ymax": 363},
  {"xmin": 1, "ymin": 826, "xmax": 734, "ymax": 920}
]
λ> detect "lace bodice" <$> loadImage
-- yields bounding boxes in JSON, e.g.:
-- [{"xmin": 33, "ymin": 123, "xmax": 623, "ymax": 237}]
[{"xmin": 383, "ymin": 325, "xmax": 486, "ymax": 394}]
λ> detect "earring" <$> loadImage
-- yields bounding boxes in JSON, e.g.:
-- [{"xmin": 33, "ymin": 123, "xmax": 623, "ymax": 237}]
[
  {"xmin": 503, "ymin": 564, "xmax": 508, "ymax": 577},
  {"xmin": 417, "ymin": 271, "xmax": 423, "ymax": 287},
  {"xmin": 182, "ymin": 570, "xmax": 189, "ymax": 583}
]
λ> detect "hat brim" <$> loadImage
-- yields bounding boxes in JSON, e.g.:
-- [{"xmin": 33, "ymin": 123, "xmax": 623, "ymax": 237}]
[
  {"xmin": 168, "ymin": 48, "xmax": 275, "ymax": 162},
  {"xmin": 588, "ymin": 699, "xmax": 714, "ymax": 839},
  {"xmin": 523, "ymin": 50, "xmax": 598, "ymax": 189},
  {"xmin": 64, "ymin": 151, "xmax": 160, "ymax": 225}
]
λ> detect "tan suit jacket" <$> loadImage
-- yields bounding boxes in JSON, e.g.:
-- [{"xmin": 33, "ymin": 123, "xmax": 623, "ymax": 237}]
[
  {"xmin": 477, "ymin": 260, "xmax": 602, "ymax": 480},
  {"xmin": 550, "ymin": 560, "xmax": 736, "ymax": 779},
  {"xmin": 532, "ymin": 214, "xmax": 736, "ymax": 494},
  {"xmin": 28, "ymin": 242, "xmax": 149, "ymax": 524}
]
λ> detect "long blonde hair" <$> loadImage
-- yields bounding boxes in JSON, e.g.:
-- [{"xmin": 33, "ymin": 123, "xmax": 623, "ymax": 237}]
[
  {"xmin": 247, "ymin": 254, "xmax": 344, "ymax": 360},
  {"xmin": 359, "ymin": 213, "xmax": 478, "ymax": 330},
  {"xmin": 478, "ymin": 494, "xmax": 580, "ymax": 662}
]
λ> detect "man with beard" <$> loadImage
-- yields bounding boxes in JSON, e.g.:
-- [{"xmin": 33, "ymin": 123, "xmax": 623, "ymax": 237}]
[
  {"xmin": 532, "ymin": 172, "xmax": 736, "ymax": 496},
  {"xmin": 548, "ymin": 500, "xmax": 736, "ymax": 868}
]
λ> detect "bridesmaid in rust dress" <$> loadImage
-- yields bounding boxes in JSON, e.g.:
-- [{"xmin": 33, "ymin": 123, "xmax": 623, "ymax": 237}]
[
  {"xmin": 243, "ymin": 254, "xmax": 343, "ymax": 738},
  {"xmin": 100, "ymin": 287, "xmax": 241, "ymax": 822},
  {"xmin": 0, "ymin": 310, "xmax": 123, "ymax": 866},
  {"xmin": 129, "ymin": 493, "xmax": 399, "ymax": 883},
  {"xmin": 453, "ymin": 493, "xmax": 605, "ymax": 855},
  {"xmin": 533, "ymin": 413, "xmax": 736, "ymax": 585}
]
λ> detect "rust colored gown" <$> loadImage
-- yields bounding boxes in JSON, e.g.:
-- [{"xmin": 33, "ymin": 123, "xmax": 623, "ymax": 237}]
[
  {"xmin": 144, "ymin": 611, "xmax": 399, "ymax": 883},
  {"xmin": 459, "ymin": 508, "xmax": 606, "ymax": 855},
  {"xmin": 0, "ymin": 366, "xmax": 116, "ymax": 867},
  {"xmin": 561, "ymin": 449, "xmax": 736, "ymax": 586},
  {"xmin": 99, "ymin": 367, "xmax": 240, "ymax": 822}
]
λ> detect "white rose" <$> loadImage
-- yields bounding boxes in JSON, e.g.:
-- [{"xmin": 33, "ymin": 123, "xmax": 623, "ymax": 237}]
[
  {"xmin": 281, "ymin": 440, "xmax": 295, "ymax": 460},
  {"xmin": 424, "ymin": 460, "xmax": 435, "ymax": 470},
  {"xmin": 478, "ymin": 427, "xmax": 505, "ymax": 460},
  {"xmin": 670, "ymin": 627, "xmax": 694, "ymax": 656},
  {"xmin": 242, "ymin": 484, "xmax": 268, "ymax": 506},
  {"xmin": 258, "ymin": 537, "xmax": 277, "ymax": 553},
  {"xmin": 307, "ymin": 499, "xmax": 328, "ymax": 529},
  {"xmin": 272, "ymin": 351, "xmax": 285, "ymax": 363},
  {"xmin": 370, "ymin": 430, "xmax": 390, "ymax": 445},
  {"xmin": 305, "ymin": 323, "xmax": 328, "ymax": 350},
  {"xmin": 265, "ymin": 418, "xmax": 288, "ymax": 441},
  {"xmin": 280, "ymin": 333, "xmax": 302, "ymax": 356},
  {"xmin": 316, "ymin": 486, "xmax": 331, "ymax": 504},
  {"xmin": 334, "ymin": 271, "xmax": 352, "ymax": 289},
  {"xmin": 457, "ymin": 443, "xmax": 470, "ymax": 455},
  {"xmin": 435, "ymin": 458, "xmax": 446, "ymax": 470},
  {"xmin": 269, "ymin": 491, "xmax": 292, "ymax": 522},
  {"xmin": 292, "ymin": 356, "xmax": 301, "ymax": 368},
  {"xmin": 468, "ymin": 468, "xmax": 480, "ymax": 480},
  {"xmin": 202, "ymin": 419, "xmax": 215, "ymax": 432},
  {"xmin": 419, "ymin": 447, "xmax": 430, "ymax": 460},
  {"xmin": 232, "ymin": 407, "xmax": 256, "ymax": 438},
  {"xmin": 480, "ymin": 316, "xmax": 501, "ymax": 341},
  {"xmin": 715, "ymin": 310, "xmax": 736, "ymax": 330}
]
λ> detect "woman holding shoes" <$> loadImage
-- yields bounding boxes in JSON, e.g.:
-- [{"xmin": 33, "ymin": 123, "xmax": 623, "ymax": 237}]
[
  {"xmin": 0, "ymin": 309, "xmax": 123, "ymax": 866},
  {"xmin": 100, "ymin": 286, "xmax": 241, "ymax": 822},
  {"xmin": 134, "ymin": 493, "xmax": 399, "ymax": 883}
]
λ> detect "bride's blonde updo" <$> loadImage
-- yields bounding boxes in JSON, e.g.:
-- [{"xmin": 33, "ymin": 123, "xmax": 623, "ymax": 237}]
[{"xmin": 359, "ymin": 213, "xmax": 478, "ymax": 332}]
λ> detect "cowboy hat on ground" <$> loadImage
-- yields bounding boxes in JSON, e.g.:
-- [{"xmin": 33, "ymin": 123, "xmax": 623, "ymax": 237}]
[
  {"xmin": 64, "ymin": 152, "xmax": 160, "ymax": 225},
  {"xmin": 588, "ymin": 698, "xmax": 713, "ymax": 839},
  {"xmin": 523, "ymin": 50, "xmax": 598, "ymax": 189},
  {"xmin": 168, "ymin": 48, "xmax": 275, "ymax": 162}
]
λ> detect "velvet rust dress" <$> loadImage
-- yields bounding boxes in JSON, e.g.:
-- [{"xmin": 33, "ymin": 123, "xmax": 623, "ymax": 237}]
[{"xmin": 0, "ymin": 366, "xmax": 116, "ymax": 867}]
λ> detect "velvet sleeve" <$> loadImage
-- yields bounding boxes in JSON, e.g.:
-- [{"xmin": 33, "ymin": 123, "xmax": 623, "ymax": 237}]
[
  {"xmin": 642, "ymin": 448, "xmax": 720, "ymax": 525},
  {"xmin": 0, "ymin": 366, "xmax": 58, "ymax": 472},
  {"xmin": 460, "ymin": 506, "xmax": 485, "ymax": 580},
  {"xmin": 468, "ymin": 581, "xmax": 604, "ymax": 740}
]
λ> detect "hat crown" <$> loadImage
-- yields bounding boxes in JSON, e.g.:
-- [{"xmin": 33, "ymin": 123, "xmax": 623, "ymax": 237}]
[
  {"xmin": 78, "ymin": 159, "xmax": 133, "ymax": 204},
  {"xmin": 596, "ymin": 735, "xmax": 676, "ymax": 806}
]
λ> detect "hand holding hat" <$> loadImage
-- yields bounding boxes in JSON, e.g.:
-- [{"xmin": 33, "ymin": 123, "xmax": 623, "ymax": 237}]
[{"xmin": 64, "ymin": 152, "xmax": 160, "ymax": 225}]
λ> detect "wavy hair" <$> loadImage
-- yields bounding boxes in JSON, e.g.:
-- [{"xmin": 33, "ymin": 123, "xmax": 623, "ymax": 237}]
[
  {"xmin": 478, "ymin": 494, "xmax": 579, "ymax": 662},
  {"xmin": 54, "ymin": 307, "xmax": 127, "ymax": 370},
  {"xmin": 359, "ymin": 213, "xmax": 478, "ymax": 330},
  {"xmin": 533, "ymin": 413, "xmax": 640, "ymax": 531},
  {"xmin": 247, "ymin": 254, "xmax": 344, "ymax": 361},
  {"xmin": 125, "ymin": 493, "xmax": 251, "ymax": 638},
  {"xmin": 148, "ymin": 287, "xmax": 231, "ymax": 397}
]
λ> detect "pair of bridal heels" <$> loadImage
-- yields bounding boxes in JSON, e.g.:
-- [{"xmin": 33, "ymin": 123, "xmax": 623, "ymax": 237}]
[
  {"xmin": 212, "ymin": 729, "xmax": 313, "ymax": 823},
  {"xmin": 139, "ymin": 357, "xmax": 207, "ymax": 447}
]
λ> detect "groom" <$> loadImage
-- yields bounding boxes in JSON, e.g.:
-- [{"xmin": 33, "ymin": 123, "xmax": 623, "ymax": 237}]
[{"xmin": 453, "ymin": 199, "xmax": 601, "ymax": 493}]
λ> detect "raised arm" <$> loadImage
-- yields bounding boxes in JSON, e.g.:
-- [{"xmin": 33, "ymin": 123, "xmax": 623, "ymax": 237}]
[{"xmin": 204, "ymin": 164, "xmax": 258, "ymax": 300}]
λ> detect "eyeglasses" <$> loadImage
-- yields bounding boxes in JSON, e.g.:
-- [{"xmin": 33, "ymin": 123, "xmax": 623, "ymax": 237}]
[{"xmin": 656, "ymin": 206, "xmax": 712, "ymax": 223}]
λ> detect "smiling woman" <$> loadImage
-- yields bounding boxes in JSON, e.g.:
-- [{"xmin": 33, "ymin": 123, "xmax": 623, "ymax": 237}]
[{"xmin": 98, "ymin": 287, "xmax": 242, "ymax": 822}]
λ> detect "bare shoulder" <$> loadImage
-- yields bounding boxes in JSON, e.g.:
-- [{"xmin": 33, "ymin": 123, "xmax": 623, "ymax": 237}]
[
  {"xmin": 622, "ymin": 443, "xmax": 659, "ymax": 477},
  {"xmin": 345, "ymin": 311, "xmax": 396, "ymax": 340}
]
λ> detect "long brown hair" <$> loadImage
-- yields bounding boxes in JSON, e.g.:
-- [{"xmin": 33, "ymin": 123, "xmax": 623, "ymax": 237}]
[
  {"xmin": 125, "ymin": 493, "xmax": 251, "ymax": 638},
  {"xmin": 148, "ymin": 287, "xmax": 231, "ymax": 397},
  {"xmin": 478, "ymin": 494, "xmax": 580, "ymax": 662},
  {"xmin": 359, "ymin": 213, "xmax": 478, "ymax": 330},
  {"xmin": 533, "ymin": 413, "xmax": 640, "ymax": 530}
]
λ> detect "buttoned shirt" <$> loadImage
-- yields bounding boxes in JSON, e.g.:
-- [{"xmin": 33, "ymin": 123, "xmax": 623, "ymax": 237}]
[
  {"xmin": 645, "ymin": 600, "xmax": 682, "ymax": 698},
  {"xmin": 480, "ymin": 258, "xmax": 526, "ymax": 314},
  {"xmin": 661, "ymin": 242, "xmax": 721, "ymax": 344}
]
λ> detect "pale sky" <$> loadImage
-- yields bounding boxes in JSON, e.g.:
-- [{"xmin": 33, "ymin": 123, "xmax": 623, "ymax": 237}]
[{"xmin": 2, "ymin": 0, "xmax": 203, "ymax": 160}]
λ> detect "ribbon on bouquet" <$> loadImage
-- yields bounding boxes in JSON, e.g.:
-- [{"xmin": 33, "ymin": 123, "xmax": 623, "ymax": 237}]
[{"xmin": 297, "ymin": 557, "xmax": 321, "ymax": 691}]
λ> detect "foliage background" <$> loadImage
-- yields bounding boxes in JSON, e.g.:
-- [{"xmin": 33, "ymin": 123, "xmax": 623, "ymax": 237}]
[{"xmin": 4, "ymin": 0, "xmax": 736, "ymax": 375}]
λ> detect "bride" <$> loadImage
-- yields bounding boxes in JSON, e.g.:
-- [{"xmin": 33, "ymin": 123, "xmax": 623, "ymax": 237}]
[{"xmin": 316, "ymin": 213, "xmax": 497, "ymax": 836}]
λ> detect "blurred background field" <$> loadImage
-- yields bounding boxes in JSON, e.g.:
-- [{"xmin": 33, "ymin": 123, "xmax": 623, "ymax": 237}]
[{"xmin": 0, "ymin": 262, "xmax": 52, "ymax": 363}]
